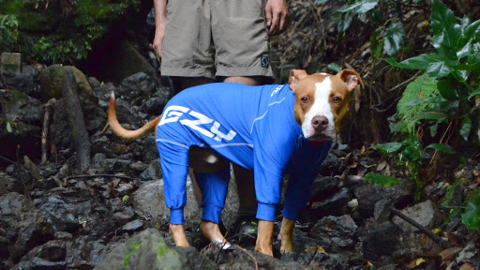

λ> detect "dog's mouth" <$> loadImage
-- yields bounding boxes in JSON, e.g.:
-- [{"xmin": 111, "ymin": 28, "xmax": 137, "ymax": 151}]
[{"xmin": 306, "ymin": 133, "xmax": 331, "ymax": 142}]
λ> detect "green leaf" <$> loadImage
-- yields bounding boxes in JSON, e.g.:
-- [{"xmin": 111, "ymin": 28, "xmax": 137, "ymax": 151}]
[
  {"xmin": 426, "ymin": 61, "xmax": 452, "ymax": 78},
  {"xmin": 425, "ymin": 143, "xmax": 456, "ymax": 154},
  {"xmin": 6, "ymin": 121, "xmax": 12, "ymax": 133},
  {"xmin": 437, "ymin": 78, "xmax": 461, "ymax": 100},
  {"xmin": 327, "ymin": 63, "xmax": 342, "ymax": 73},
  {"xmin": 314, "ymin": 0, "xmax": 329, "ymax": 6},
  {"xmin": 383, "ymin": 23, "xmax": 404, "ymax": 56},
  {"xmin": 431, "ymin": 0, "xmax": 461, "ymax": 50},
  {"xmin": 460, "ymin": 117, "xmax": 472, "ymax": 142},
  {"xmin": 400, "ymin": 142, "xmax": 421, "ymax": 163},
  {"xmin": 371, "ymin": 28, "xmax": 382, "ymax": 60},
  {"xmin": 372, "ymin": 142, "xmax": 403, "ymax": 153},
  {"xmin": 384, "ymin": 53, "xmax": 442, "ymax": 70},
  {"xmin": 461, "ymin": 192, "xmax": 480, "ymax": 230},
  {"xmin": 402, "ymin": 96, "xmax": 441, "ymax": 108},
  {"xmin": 337, "ymin": 12, "xmax": 353, "ymax": 33},
  {"xmin": 416, "ymin": 111, "xmax": 448, "ymax": 122},
  {"xmin": 337, "ymin": 0, "xmax": 379, "ymax": 14},
  {"xmin": 364, "ymin": 173, "xmax": 401, "ymax": 188}
]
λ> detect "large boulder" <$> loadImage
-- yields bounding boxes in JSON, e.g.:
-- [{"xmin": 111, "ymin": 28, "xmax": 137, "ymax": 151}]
[
  {"xmin": 0, "ymin": 192, "xmax": 53, "ymax": 263},
  {"xmin": 93, "ymin": 228, "xmax": 218, "ymax": 270},
  {"xmin": 40, "ymin": 65, "xmax": 94, "ymax": 102}
]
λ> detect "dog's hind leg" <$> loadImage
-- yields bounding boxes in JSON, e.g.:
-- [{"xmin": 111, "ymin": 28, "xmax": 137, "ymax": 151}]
[
  {"xmin": 194, "ymin": 166, "xmax": 231, "ymax": 248},
  {"xmin": 159, "ymin": 145, "xmax": 191, "ymax": 247}
]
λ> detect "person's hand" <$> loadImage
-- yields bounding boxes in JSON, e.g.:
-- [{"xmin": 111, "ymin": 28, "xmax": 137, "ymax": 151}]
[
  {"xmin": 265, "ymin": 0, "xmax": 289, "ymax": 36},
  {"xmin": 152, "ymin": 22, "xmax": 165, "ymax": 61}
]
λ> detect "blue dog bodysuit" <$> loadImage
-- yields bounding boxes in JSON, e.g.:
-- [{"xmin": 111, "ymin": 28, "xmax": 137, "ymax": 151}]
[{"xmin": 156, "ymin": 82, "xmax": 332, "ymax": 225}]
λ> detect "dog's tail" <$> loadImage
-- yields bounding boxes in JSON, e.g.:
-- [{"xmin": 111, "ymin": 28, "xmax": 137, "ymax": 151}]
[{"xmin": 108, "ymin": 92, "xmax": 161, "ymax": 140}]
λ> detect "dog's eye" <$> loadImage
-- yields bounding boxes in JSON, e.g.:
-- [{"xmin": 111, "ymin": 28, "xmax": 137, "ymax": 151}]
[
  {"xmin": 301, "ymin": 97, "xmax": 309, "ymax": 103},
  {"xmin": 332, "ymin": 97, "xmax": 342, "ymax": 104}
]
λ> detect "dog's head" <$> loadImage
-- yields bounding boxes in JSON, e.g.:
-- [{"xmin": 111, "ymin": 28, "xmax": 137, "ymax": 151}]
[{"xmin": 288, "ymin": 69, "xmax": 363, "ymax": 142}]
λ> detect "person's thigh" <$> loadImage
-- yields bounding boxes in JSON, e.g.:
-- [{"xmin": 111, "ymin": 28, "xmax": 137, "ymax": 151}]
[
  {"xmin": 211, "ymin": 0, "xmax": 273, "ymax": 78},
  {"xmin": 161, "ymin": 0, "xmax": 215, "ymax": 78}
]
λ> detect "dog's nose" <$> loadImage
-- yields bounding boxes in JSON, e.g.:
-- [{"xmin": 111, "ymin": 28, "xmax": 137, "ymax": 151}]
[{"xmin": 311, "ymin": 116, "xmax": 328, "ymax": 130}]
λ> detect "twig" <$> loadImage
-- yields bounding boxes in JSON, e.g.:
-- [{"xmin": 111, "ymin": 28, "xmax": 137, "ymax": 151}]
[
  {"xmin": 41, "ymin": 98, "xmax": 56, "ymax": 164},
  {"xmin": 388, "ymin": 71, "xmax": 422, "ymax": 92},
  {"xmin": 231, "ymin": 244, "xmax": 259, "ymax": 270},
  {"xmin": 101, "ymin": 122, "xmax": 110, "ymax": 134},
  {"xmin": 64, "ymin": 174, "xmax": 136, "ymax": 181},
  {"xmin": 391, "ymin": 208, "xmax": 450, "ymax": 249}
]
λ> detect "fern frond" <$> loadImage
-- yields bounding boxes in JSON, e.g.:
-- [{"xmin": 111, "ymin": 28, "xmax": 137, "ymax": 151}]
[{"xmin": 397, "ymin": 74, "xmax": 439, "ymax": 134}]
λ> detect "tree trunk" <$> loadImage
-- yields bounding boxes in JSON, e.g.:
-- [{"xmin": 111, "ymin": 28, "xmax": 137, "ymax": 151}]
[{"xmin": 62, "ymin": 69, "xmax": 91, "ymax": 173}]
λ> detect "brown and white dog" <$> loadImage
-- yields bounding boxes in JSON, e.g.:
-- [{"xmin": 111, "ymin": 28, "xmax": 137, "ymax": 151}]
[{"xmin": 108, "ymin": 69, "xmax": 363, "ymax": 256}]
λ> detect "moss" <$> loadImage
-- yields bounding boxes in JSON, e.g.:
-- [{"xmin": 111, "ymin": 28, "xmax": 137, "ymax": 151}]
[
  {"xmin": 157, "ymin": 238, "xmax": 168, "ymax": 257},
  {"xmin": 123, "ymin": 240, "xmax": 141, "ymax": 269}
]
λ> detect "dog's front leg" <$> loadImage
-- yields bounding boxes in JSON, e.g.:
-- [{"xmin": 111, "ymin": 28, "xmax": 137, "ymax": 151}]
[
  {"xmin": 255, "ymin": 220, "xmax": 274, "ymax": 256},
  {"xmin": 279, "ymin": 217, "xmax": 295, "ymax": 253},
  {"xmin": 170, "ymin": 224, "xmax": 189, "ymax": 247}
]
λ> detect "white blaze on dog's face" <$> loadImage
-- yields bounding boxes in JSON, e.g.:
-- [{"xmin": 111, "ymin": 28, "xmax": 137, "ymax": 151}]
[{"xmin": 288, "ymin": 69, "xmax": 363, "ymax": 142}]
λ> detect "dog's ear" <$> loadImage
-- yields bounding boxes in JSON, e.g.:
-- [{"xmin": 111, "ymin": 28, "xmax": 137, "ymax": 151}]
[
  {"xmin": 337, "ymin": 69, "xmax": 363, "ymax": 112},
  {"xmin": 288, "ymin": 69, "xmax": 308, "ymax": 92},
  {"xmin": 337, "ymin": 69, "xmax": 364, "ymax": 92}
]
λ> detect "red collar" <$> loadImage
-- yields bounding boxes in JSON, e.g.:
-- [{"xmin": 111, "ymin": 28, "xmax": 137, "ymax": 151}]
[{"xmin": 310, "ymin": 140, "xmax": 327, "ymax": 146}]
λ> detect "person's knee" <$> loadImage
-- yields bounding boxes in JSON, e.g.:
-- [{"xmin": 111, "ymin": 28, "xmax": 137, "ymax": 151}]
[{"xmin": 189, "ymin": 146, "xmax": 228, "ymax": 173}]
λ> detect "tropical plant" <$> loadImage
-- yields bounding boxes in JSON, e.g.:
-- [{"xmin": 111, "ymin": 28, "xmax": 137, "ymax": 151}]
[{"xmin": 367, "ymin": 0, "xmax": 480, "ymax": 230}]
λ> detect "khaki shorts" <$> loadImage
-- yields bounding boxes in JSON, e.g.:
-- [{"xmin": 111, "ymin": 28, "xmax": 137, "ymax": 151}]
[{"xmin": 161, "ymin": 0, "xmax": 273, "ymax": 79}]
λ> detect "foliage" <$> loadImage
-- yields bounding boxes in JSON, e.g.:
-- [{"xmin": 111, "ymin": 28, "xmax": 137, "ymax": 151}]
[
  {"xmin": 364, "ymin": 173, "xmax": 401, "ymax": 187},
  {"xmin": 367, "ymin": 0, "xmax": 480, "ymax": 228},
  {"xmin": 462, "ymin": 190, "xmax": 480, "ymax": 230},
  {"xmin": 334, "ymin": 0, "xmax": 405, "ymax": 57},
  {"xmin": 0, "ymin": 0, "xmax": 140, "ymax": 64},
  {"xmin": 0, "ymin": 15, "xmax": 19, "ymax": 52},
  {"xmin": 395, "ymin": 74, "xmax": 440, "ymax": 134}
]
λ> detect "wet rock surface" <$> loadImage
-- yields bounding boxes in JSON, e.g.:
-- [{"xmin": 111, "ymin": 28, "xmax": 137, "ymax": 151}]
[{"xmin": 1, "ymin": 65, "xmax": 479, "ymax": 270}]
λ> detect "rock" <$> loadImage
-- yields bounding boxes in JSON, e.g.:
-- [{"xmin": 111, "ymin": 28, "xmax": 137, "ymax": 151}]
[
  {"xmin": 1, "ymin": 89, "xmax": 44, "ymax": 126},
  {"xmin": 142, "ymin": 136, "xmax": 160, "ymax": 163},
  {"xmin": 142, "ymin": 95, "xmax": 168, "ymax": 116},
  {"xmin": 310, "ymin": 188, "xmax": 352, "ymax": 219},
  {"xmin": 309, "ymin": 176, "xmax": 340, "ymax": 203},
  {"xmin": 12, "ymin": 256, "xmax": 67, "ymax": 270},
  {"xmin": 93, "ymin": 228, "xmax": 218, "ymax": 270},
  {"xmin": 93, "ymin": 82, "xmax": 117, "ymax": 110},
  {"xmin": 362, "ymin": 222, "xmax": 402, "ymax": 262},
  {"xmin": 118, "ymin": 72, "xmax": 157, "ymax": 104},
  {"xmin": 24, "ymin": 155, "xmax": 41, "ymax": 180},
  {"xmin": 139, "ymin": 159, "xmax": 162, "ymax": 181},
  {"xmin": 308, "ymin": 215, "xmax": 358, "ymax": 251},
  {"xmin": 132, "ymin": 179, "xmax": 201, "ymax": 231},
  {"xmin": 39, "ymin": 195, "xmax": 81, "ymax": 233},
  {"xmin": 40, "ymin": 65, "xmax": 94, "ymax": 102},
  {"xmin": 308, "ymin": 253, "xmax": 349, "ymax": 270},
  {"xmin": 0, "ymin": 70, "xmax": 37, "ymax": 97},
  {"xmin": 105, "ymin": 158, "xmax": 132, "ymax": 174},
  {"xmin": 49, "ymin": 96, "xmax": 106, "ymax": 149},
  {"xmin": 1, "ymin": 52, "xmax": 21, "ymax": 73},
  {"xmin": 353, "ymin": 182, "xmax": 411, "ymax": 218},
  {"xmin": 20, "ymin": 240, "xmax": 66, "ymax": 262},
  {"xmin": 0, "ymin": 236, "xmax": 9, "ymax": 259},
  {"xmin": 0, "ymin": 172, "xmax": 24, "ymax": 195},
  {"xmin": 319, "ymin": 152, "xmax": 346, "ymax": 176},
  {"xmin": 0, "ymin": 193, "xmax": 53, "ymax": 263},
  {"xmin": 122, "ymin": 220, "xmax": 144, "ymax": 232},
  {"xmin": 392, "ymin": 200, "xmax": 445, "ymax": 232}
]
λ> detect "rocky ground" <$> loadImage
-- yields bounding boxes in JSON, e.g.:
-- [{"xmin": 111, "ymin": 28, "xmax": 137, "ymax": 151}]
[{"xmin": 1, "ymin": 64, "xmax": 479, "ymax": 270}]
